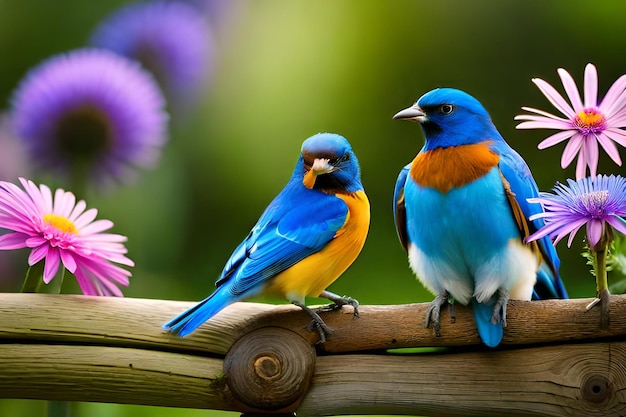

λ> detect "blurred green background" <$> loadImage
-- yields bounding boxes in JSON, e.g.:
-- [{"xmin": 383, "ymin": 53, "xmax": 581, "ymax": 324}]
[{"xmin": 1, "ymin": 0, "xmax": 626, "ymax": 416}]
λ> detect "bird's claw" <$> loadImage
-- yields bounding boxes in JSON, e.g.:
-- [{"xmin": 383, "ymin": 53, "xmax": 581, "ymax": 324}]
[
  {"xmin": 307, "ymin": 318, "xmax": 334, "ymax": 344},
  {"xmin": 425, "ymin": 291, "xmax": 451, "ymax": 337},
  {"xmin": 319, "ymin": 291, "xmax": 360, "ymax": 317},
  {"xmin": 491, "ymin": 288, "xmax": 509, "ymax": 327},
  {"xmin": 293, "ymin": 300, "xmax": 335, "ymax": 344}
]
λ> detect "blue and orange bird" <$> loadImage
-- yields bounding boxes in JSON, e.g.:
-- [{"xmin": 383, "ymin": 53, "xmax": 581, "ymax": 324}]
[
  {"xmin": 163, "ymin": 132, "xmax": 370, "ymax": 342},
  {"xmin": 392, "ymin": 88, "xmax": 568, "ymax": 347}
]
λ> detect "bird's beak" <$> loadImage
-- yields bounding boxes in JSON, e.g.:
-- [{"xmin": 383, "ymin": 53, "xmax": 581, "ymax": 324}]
[
  {"xmin": 393, "ymin": 105, "xmax": 426, "ymax": 122},
  {"xmin": 303, "ymin": 158, "xmax": 336, "ymax": 189}
]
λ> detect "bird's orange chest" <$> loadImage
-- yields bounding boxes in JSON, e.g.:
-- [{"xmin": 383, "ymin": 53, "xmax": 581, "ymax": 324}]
[{"xmin": 410, "ymin": 141, "xmax": 500, "ymax": 193}]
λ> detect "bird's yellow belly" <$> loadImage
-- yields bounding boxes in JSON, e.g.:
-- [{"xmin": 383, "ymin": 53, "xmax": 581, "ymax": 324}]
[{"xmin": 265, "ymin": 190, "xmax": 370, "ymax": 302}]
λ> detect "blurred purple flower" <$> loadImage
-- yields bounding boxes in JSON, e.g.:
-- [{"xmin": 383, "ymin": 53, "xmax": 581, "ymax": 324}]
[
  {"xmin": 0, "ymin": 177, "xmax": 134, "ymax": 296},
  {"xmin": 182, "ymin": 0, "xmax": 240, "ymax": 29},
  {"xmin": 526, "ymin": 175, "xmax": 626, "ymax": 248},
  {"xmin": 10, "ymin": 49, "xmax": 168, "ymax": 186},
  {"xmin": 516, "ymin": 63, "xmax": 626, "ymax": 180},
  {"xmin": 90, "ymin": 1, "xmax": 213, "ymax": 110}
]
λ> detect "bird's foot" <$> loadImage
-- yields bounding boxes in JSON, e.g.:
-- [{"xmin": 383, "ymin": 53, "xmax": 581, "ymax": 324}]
[
  {"xmin": 425, "ymin": 291, "xmax": 451, "ymax": 337},
  {"xmin": 292, "ymin": 301, "xmax": 334, "ymax": 344},
  {"xmin": 319, "ymin": 290, "xmax": 360, "ymax": 317},
  {"xmin": 491, "ymin": 288, "xmax": 509, "ymax": 327}
]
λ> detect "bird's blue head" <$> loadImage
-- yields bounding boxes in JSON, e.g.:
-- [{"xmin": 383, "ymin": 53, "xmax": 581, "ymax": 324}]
[
  {"xmin": 393, "ymin": 88, "xmax": 502, "ymax": 150},
  {"xmin": 298, "ymin": 132, "xmax": 363, "ymax": 193}
]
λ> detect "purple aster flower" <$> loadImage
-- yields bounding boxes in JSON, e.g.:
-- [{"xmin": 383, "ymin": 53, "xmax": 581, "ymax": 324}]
[
  {"xmin": 515, "ymin": 63, "xmax": 626, "ymax": 180},
  {"xmin": 10, "ymin": 49, "xmax": 168, "ymax": 186},
  {"xmin": 0, "ymin": 177, "xmax": 133, "ymax": 296},
  {"xmin": 527, "ymin": 175, "xmax": 626, "ymax": 325},
  {"xmin": 90, "ymin": 1, "xmax": 213, "ymax": 110},
  {"xmin": 526, "ymin": 175, "xmax": 626, "ymax": 249}
]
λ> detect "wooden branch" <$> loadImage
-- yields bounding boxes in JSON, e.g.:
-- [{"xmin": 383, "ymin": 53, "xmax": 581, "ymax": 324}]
[
  {"xmin": 3, "ymin": 292, "xmax": 626, "ymax": 352},
  {"xmin": 2, "ymin": 293, "xmax": 626, "ymax": 416}
]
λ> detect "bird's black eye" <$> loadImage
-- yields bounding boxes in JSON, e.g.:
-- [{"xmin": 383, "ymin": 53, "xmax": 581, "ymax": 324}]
[{"xmin": 440, "ymin": 104, "xmax": 454, "ymax": 114}]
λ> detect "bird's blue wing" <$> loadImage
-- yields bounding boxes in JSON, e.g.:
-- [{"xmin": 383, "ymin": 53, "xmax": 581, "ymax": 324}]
[
  {"xmin": 393, "ymin": 163, "xmax": 411, "ymax": 251},
  {"xmin": 217, "ymin": 188, "xmax": 348, "ymax": 295},
  {"xmin": 495, "ymin": 143, "xmax": 568, "ymax": 299}
]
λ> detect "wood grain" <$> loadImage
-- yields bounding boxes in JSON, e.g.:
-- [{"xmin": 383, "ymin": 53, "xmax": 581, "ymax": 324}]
[
  {"xmin": 299, "ymin": 342, "xmax": 626, "ymax": 417},
  {"xmin": 2, "ymin": 292, "xmax": 626, "ymax": 416},
  {"xmin": 2, "ymin": 292, "xmax": 626, "ymax": 353}
]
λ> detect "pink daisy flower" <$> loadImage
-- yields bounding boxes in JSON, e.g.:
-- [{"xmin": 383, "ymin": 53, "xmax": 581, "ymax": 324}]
[
  {"xmin": 515, "ymin": 63, "xmax": 626, "ymax": 180},
  {"xmin": 0, "ymin": 178, "xmax": 133, "ymax": 296}
]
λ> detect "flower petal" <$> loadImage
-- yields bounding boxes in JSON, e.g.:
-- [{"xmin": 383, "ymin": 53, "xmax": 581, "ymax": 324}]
[
  {"xmin": 538, "ymin": 130, "xmax": 576, "ymax": 149},
  {"xmin": 583, "ymin": 63, "xmax": 598, "ymax": 108},
  {"xmin": 575, "ymin": 150, "xmax": 587, "ymax": 181},
  {"xmin": 532, "ymin": 77, "xmax": 576, "ymax": 118},
  {"xmin": 28, "ymin": 244, "xmax": 48, "ymax": 266},
  {"xmin": 517, "ymin": 106, "xmax": 565, "ymax": 120},
  {"xmin": 561, "ymin": 133, "xmax": 584, "ymax": 168},
  {"xmin": 600, "ymin": 74, "xmax": 626, "ymax": 115},
  {"xmin": 586, "ymin": 219, "xmax": 604, "ymax": 247},
  {"xmin": 0, "ymin": 232, "xmax": 28, "ymax": 250},
  {"xmin": 557, "ymin": 67, "xmax": 584, "ymax": 111},
  {"xmin": 60, "ymin": 249, "xmax": 77, "ymax": 273},
  {"xmin": 596, "ymin": 133, "xmax": 622, "ymax": 166},
  {"xmin": 607, "ymin": 216, "xmax": 626, "ymax": 236},
  {"xmin": 604, "ymin": 128, "xmax": 626, "ymax": 147},
  {"xmin": 43, "ymin": 248, "xmax": 61, "ymax": 283},
  {"xmin": 516, "ymin": 120, "xmax": 573, "ymax": 130}
]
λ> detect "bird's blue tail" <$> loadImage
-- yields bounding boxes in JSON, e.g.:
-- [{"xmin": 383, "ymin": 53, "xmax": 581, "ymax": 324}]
[
  {"xmin": 471, "ymin": 299, "xmax": 503, "ymax": 348},
  {"xmin": 162, "ymin": 285, "xmax": 238, "ymax": 337}
]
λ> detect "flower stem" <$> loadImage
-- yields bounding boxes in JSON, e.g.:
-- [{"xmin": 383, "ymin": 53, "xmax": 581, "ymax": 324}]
[
  {"xmin": 594, "ymin": 244, "xmax": 610, "ymax": 328},
  {"xmin": 20, "ymin": 262, "xmax": 45, "ymax": 293},
  {"xmin": 20, "ymin": 263, "xmax": 66, "ymax": 294},
  {"xmin": 46, "ymin": 267, "xmax": 66, "ymax": 294}
]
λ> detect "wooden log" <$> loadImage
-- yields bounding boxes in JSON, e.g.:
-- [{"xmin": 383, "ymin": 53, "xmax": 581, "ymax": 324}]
[
  {"xmin": 1, "ymin": 341, "xmax": 625, "ymax": 416},
  {"xmin": 2, "ymin": 293, "xmax": 626, "ymax": 353},
  {"xmin": 0, "ymin": 344, "xmax": 226, "ymax": 410},
  {"xmin": 298, "ymin": 342, "xmax": 626, "ymax": 417},
  {"xmin": 2, "ymin": 293, "xmax": 626, "ymax": 416}
]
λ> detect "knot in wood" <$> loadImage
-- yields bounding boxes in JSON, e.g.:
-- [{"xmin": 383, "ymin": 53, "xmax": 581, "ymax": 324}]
[
  {"xmin": 224, "ymin": 327, "xmax": 316, "ymax": 411},
  {"xmin": 581, "ymin": 375, "xmax": 611, "ymax": 404},
  {"xmin": 253, "ymin": 355, "xmax": 281, "ymax": 381}
]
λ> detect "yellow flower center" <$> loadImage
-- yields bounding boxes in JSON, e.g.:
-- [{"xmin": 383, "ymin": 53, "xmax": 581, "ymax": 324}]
[
  {"xmin": 573, "ymin": 108, "xmax": 606, "ymax": 134},
  {"xmin": 44, "ymin": 214, "xmax": 78, "ymax": 235}
]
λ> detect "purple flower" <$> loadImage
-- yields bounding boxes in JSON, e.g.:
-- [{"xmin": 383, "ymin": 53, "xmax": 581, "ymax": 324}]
[
  {"xmin": 0, "ymin": 178, "xmax": 134, "ymax": 296},
  {"xmin": 515, "ymin": 63, "xmax": 626, "ymax": 180},
  {"xmin": 526, "ymin": 175, "xmax": 626, "ymax": 248},
  {"xmin": 90, "ymin": 1, "xmax": 213, "ymax": 109},
  {"xmin": 10, "ymin": 49, "xmax": 168, "ymax": 185}
]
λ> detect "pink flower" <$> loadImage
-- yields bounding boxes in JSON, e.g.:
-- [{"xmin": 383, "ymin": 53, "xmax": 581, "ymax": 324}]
[
  {"xmin": 0, "ymin": 178, "xmax": 133, "ymax": 296},
  {"xmin": 515, "ymin": 63, "xmax": 626, "ymax": 180}
]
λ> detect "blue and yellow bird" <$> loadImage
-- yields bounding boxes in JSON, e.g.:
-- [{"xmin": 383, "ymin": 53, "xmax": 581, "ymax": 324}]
[
  {"xmin": 163, "ymin": 132, "xmax": 370, "ymax": 342},
  {"xmin": 392, "ymin": 88, "xmax": 568, "ymax": 347}
]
